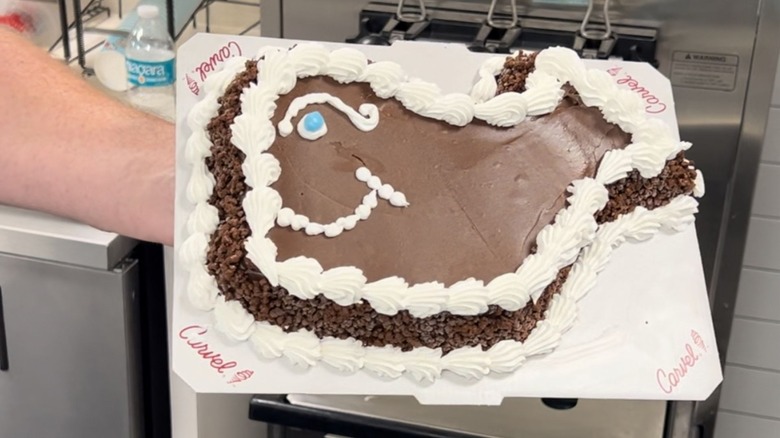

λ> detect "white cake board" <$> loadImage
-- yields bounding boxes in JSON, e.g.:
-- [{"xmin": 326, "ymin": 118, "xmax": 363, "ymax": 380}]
[{"xmin": 173, "ymin": 33, "xmax": 722, "ymax": 405}]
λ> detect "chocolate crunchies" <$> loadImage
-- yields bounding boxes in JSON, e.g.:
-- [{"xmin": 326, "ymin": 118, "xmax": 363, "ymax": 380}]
[{"xmin": 202, "ymin": 54, "xmax": 697, "ymax": 355}]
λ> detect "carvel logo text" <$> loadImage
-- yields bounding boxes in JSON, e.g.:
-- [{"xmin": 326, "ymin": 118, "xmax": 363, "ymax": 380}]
[
  {"xmin": 607, "ymin": 66, "xmax": 667, "ymax": 114},
  {"xmin": 186, "ymin": 41, "xmax": 243, "ymax": 96},
  {"xmin": 656, "ymin": 329, "xmax": 707, "ymax": 394},
  {"xmin": 179, "ymin": 325, "xmax": 250, "ymax": 379}
]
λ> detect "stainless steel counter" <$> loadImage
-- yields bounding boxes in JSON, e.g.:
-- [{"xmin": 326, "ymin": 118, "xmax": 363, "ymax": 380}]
[
  {"xmin": 0, "ymin": 205, "xmax": 136, "ymax": 269},
  {"xmin": 0, "ymin": 205, "xmax": 145, "ymax": 437}
]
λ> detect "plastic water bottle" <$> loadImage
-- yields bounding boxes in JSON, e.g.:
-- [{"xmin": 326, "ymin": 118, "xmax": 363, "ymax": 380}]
[{"xmin": 125, "ymin": 4, "xmax": 175, "ymax": 116}]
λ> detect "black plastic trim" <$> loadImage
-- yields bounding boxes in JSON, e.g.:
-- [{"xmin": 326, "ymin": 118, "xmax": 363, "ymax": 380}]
[
  {"xmin": 541, "ymin": 398, "xmax": 578, "ymax": 410},
  {"xmin": 0, "ymin": 286, "xmax": 8, "ymax": 371},
  {"xmin": 133, "ymin": 242, "xmax": 172, "ymax": 438},
  {"xmin": 249, "ymin": 395, "xmax": 483, "ymax": 438},
  {"xmin": 348, "ymin": 3, "xmax": 658, "ymax": 62}
]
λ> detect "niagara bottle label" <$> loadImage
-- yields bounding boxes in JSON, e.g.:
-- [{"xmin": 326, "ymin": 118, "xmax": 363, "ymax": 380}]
[{"xmin": 126, "ymin": 58, "xmax": 175, "ymax": 87}]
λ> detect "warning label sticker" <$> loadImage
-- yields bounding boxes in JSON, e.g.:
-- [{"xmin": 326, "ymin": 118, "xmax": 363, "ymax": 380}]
[{"xmin": 671, "ymin": 51, "xmax": 738, "ymax": 91}]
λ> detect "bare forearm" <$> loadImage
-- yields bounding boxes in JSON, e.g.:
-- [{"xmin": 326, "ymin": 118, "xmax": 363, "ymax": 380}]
[{"xmin": 0, "ymin": 29, "xmax": 174, "ymax": 245}]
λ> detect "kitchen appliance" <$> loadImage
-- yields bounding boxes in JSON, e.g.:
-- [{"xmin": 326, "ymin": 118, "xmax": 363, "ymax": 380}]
[
  {"xmin": 251, "ymin": 0, "xmax": 780, "ymax": 436},
  {"xmin": 0, "ymin": 206, "xmax": 170, "ymax": 438}
]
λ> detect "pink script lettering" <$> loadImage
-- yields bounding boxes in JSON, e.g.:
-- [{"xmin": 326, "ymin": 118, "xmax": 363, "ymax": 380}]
[
  {"xmin": 178, "ymin": 325, "xmax": 238, "ymax": 374},
  {"xmin": 607, "ymin": 67, "xmax": 667, "ymax": 114},
  {"xmin": 656, "ymin": 343, "xmax": 700, "ymax": 394},
  {"xmin": 194, "ymin": 41, "xmax": 243, "ymax": 82}
]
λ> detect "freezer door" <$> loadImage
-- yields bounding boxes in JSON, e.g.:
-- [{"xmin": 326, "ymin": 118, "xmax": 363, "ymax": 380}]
[{"xmin": 0, "ymin": 253, "xmax": 141, "ymax": 438}]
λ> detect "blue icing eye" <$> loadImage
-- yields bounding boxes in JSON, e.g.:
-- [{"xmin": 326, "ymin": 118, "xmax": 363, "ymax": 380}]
[
  {"xmin": 303, "ymin": 111, "xmax": 324, "ymax": 132},
  {"xmin": 296, "ymin": 110, "xmax": 328, "ymax": 140}
]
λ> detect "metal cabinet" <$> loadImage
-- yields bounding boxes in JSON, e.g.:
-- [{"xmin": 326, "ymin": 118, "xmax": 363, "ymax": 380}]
[{"xmin": 0, "ymin": 206, "xmax": 142, "ymax": 438}]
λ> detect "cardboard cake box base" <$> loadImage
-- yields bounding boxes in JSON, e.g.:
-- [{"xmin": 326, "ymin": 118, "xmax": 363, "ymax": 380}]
[{"xmin": 173, "ymin": 33, "xmax": 722, "ymax": 405}]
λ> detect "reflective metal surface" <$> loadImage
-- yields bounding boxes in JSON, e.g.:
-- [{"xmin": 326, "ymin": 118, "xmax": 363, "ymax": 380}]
[
  {"xmin": 0, "ymin": 253, "xmax": 141, "ymax": 438},
  {"xmin": 0, "ymin": 207, "xmax": 145, "ymax": 436},
  {"xmin": 674, "ymin": 0, "xmax": 780, "ymax": 436},
  {"xmin": 0, "ymin": 205, "xmax": 136, "ymax": 269}
]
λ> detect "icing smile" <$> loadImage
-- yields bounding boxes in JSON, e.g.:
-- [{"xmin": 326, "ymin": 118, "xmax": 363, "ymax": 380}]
[{"xmin": 275, "ymin": 93, "xmax": 409, "ymax": 238}]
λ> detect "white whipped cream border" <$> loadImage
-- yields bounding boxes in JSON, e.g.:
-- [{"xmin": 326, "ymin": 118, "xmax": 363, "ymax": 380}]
[
  {"xmin": 219, "ymin": 194, "xmax": 700, "ymax": 381},
  {"xmin": 179, "ymin": 44, "xmax": 705, "ymax": 378},
  {"xmin": 236, "ymin": 45, "xmax": 581, "ymax": 317},
  {"xmin": 182, "ymin": 44, "xmax": 702, "ymax": 317},
  {"xmin": 179, "ymin": 56, "xmax": 253, "ymax": 312}
]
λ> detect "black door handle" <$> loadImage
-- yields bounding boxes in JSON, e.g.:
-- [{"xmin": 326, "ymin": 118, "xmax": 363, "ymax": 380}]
[{"xmin": 0, "ymin": 286, "xmax": 8, "ymax": 371}]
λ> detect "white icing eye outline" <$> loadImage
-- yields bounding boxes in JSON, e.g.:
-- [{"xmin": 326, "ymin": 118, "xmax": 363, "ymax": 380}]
[
  {"xmin": 277, "ymin": 92, "xmax": 379, "ymax": 139},
  {"xmin": 297, "ymin": 111, "xmax": 327, "ymax": 140},
  {"xmin": 274, "ymin": 93, "xmax": 408, "ymax": 238}
]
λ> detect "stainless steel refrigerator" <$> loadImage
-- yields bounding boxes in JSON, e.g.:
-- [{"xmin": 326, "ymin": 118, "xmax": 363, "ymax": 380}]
[{"xmin": 0, "ymin": 206, "xmax": 169, "ymax": 438}]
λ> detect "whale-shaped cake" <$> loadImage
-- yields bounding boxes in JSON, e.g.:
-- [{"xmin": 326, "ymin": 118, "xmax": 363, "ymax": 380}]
[{"xmin": 180, "ymin": 44, "xmax": 703, "ymax": 381}]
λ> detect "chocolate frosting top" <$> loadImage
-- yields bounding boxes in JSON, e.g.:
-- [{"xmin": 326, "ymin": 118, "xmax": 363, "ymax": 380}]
[
  {"xmin": 203, "ymin": 57, "xmax": 697, "ymax": 354},
  {"xmin": 266, "ymin": 77, "xmax": 630, "ymax": 285}
]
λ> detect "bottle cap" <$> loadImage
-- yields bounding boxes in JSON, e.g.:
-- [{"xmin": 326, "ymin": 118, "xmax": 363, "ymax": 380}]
[{"xmin": 137, "ymin": 4, "xmax": 159, "ymax": 19}]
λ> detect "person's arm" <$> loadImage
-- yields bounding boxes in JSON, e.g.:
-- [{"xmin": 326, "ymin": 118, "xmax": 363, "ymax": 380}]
[{"xmin": 0, "ymin": 28, "xmax": 174, "ymax": 245}]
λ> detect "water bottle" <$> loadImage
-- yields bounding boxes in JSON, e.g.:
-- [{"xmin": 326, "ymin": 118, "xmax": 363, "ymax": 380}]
[{"xmin": 125, "ymin": 4, "xmax": 175, "ymax": 116}]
